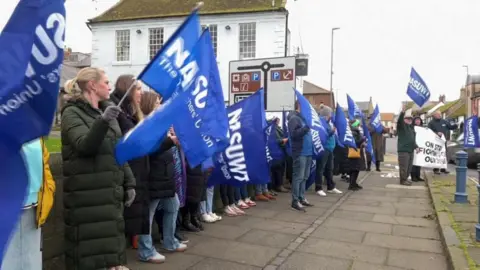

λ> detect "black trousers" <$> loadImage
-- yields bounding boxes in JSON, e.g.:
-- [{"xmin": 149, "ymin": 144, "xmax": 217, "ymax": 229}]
[
  {"xmin": 219, "ymin": 184, "xmax": 236, "ymax": 206},
  {"xmin": 349, "ymin": 170, "xmax": 360, "ymax": 186},
  {"xmin": 411, "ymin": 165, "xmax": 421, "ymax": 180},
  {"xmin": 286, "ymin": 157, "xmax": 293, "ymax": 183},
  {"xmin": 366, "ymin": 152, "xmax": 381, "ymax": 170},
  {"xmin": 180, "ymin": 202, "xmax": 199, "ymax": 222},
  {"xmin": 271, "ymin": 163, "xmax": 285, "ymax": 189}
]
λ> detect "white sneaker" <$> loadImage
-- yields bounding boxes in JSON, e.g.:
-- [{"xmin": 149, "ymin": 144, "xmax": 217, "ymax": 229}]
[
  {"xmin": 231, "ymin": 205, "xmax": 246, "ymax": 215},
  {"xmin": 327, "ymin": 188, "xmax": 343, "ymax": 194},
  {"xmin": 144, "ymin": 253, "xmax": 165, "ymax": 264},
  {"xmin": 316, "ymin": 190, "xmax": 327, "ymax": 196},
  {"xmin": 210, "ymin": 212, "xmax": 222, "ymax": 221},
  {"xmin": 201, "ymin": 213, "xmax": 215, "ymax": 223}
]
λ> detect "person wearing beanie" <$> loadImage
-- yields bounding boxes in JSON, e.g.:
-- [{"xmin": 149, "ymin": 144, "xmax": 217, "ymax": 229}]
[
  {"xmin": 315, "ymin": 105, "xmax": 343, "ymax": 196},
  {"xmin": 397, "ymin": 106, "xmax": 419, "ymax": 186}
]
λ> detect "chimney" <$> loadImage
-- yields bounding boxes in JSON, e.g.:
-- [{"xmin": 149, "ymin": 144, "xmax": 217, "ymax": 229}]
[{"xmin": 438, "ymin": 95, "xmax": 446, "ymax": 103}]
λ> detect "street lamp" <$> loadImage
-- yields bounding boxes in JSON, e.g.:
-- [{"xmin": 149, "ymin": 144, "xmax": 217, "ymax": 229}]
[
  {"xmin": 463, "ymin": 65, "xmax": 469, "ymax": 75},
  {"xmin": 330, "ymin": 27, "xmax": 340, "ymax": 107}
]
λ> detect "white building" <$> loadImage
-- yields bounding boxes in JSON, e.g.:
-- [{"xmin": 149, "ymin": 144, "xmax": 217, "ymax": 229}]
[{"xmin": 88, "ymin": 0, "xmax": 291, "ymax": 102}]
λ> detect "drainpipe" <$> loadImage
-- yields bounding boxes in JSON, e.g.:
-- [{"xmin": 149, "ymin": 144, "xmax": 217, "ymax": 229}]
[{"xmin": 284, "ymin": 10, "xmax": 289, "ymax": 57}]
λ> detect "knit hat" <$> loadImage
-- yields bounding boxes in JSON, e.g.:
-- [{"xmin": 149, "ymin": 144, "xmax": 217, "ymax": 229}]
[
  {"xmin": 318, "ymin": 105, "xmax": 333, "ymax": 117},
  {"xmin": 351, "ymin": 119, "xmax": 361, "ymax": 128}
]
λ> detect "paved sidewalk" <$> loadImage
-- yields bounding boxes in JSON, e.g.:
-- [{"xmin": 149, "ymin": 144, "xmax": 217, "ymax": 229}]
[
  {"xmin": 428, "ymin": 171, "xmax": 480, "ymax": 269},
  {"xmin": 125, "ymin": 158, "xmax": 449, "ymax": 269}
]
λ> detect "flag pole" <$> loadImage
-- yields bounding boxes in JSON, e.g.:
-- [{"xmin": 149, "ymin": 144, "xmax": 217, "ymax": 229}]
[{"xmin": 116, "ymin": 1, "xmax": 204, "ymax": 108}]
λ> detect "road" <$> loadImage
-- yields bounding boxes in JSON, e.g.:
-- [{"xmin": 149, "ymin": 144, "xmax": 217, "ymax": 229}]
[{"xmin": 385, "ymin": 137, "xmax": 479, "ymax": 180}]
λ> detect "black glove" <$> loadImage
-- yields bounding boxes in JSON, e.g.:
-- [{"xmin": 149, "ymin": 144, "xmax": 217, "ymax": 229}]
[
  {"xmin": 102, "ymin": 106, "xmax": 122, "ymax": 121},
  {"xmin": 125, "ymin": 188, "xmax": 136, "ymax": 207}
]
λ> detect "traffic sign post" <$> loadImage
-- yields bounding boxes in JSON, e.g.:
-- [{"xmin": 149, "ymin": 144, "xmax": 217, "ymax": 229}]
[{"xmin": 229, "ymin": 56, "xmax": 296, "ymax": 110}]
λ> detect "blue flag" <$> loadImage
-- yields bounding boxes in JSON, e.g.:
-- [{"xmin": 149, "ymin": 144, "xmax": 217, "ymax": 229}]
[
  {"xmin": 334, "ymin": 104, "xmax": 356, "ymax": 148},
  {"xmin": 464, "ymin": 116, "xmax": 480, "ymax": 148},
  {"xmin": 115, "ymin": 90, "xmax": 189, "ymax": 164},
  {"xmin": 347, "ymin": 94, "xmax": 363, "ymax": 120},
  {"xmin": 172, "ymin": 30, "xmax": 229, "ymax": 167},
  {"xmin": 282, "ymin": 109, "xmax": 292, "ymax": 156},
  {"xmin": 306, "ymin": 159, "xmax": 317, "ymax": 190},
  {"xmin": 265, "ymin": 121, "xmax": 284, "ymax": 163},
  {"xmin": 0, "ymin": 0, "xmax": 65, "ymax": 264},
  {"xmin": 335, "ymin": 132, "xmax": 345, "ymax": 148},
  {"xmin": 370, "ymin": 104, "xmax": 384, "ymax": 134},
  {"xmin": 407, "ymin": 67, "xmax": 431, "ymax": 107},
  {"xmin": 362, "ymin": 117, "xmax": 376, "ymax": 163},
  {"xmin": 138, "ymin": 11, "xmax": 200, "ymax": 100},
  {"xmin": 208, "ymin": 89, "xmax": 270, "ymax": 186},
  {"xmin": 294, "ymin": 89, "xmax": 327, "ymax": 157}
]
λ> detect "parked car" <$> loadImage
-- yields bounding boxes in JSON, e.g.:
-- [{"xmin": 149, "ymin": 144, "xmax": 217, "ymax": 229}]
[{"xmin": 446, "ymin": 131, "xmax": 480, "ymax": 167}]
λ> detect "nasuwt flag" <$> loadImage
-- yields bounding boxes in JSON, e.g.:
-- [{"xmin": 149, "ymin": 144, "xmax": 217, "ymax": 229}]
[
  {"xmin": 347, "ymin": 94, "xmax": 363, "ymax": 120},
  {"xmin": 138, "ymin": 11, "xmax": 200, "ymax": 100},
  {"xmin": 116, "ymin": 89, "xmax": 189, "ymax": 164},
  {"xmin": 370, "ymin": 104, "xmax": 384, "ymax": 134},
  {"xmin": 173, "ymin": 29, "xmax": 229, "ymax": 167},
  {"xmin": 265, "ymin": 120, "xmax": 285, "ymax": 163},
  {"xmin": 282, "ymin": 109, "xmax": 292, "ymax": 156},
  {"xmin": 208, "ymin": 89, "xmax": 270, "ymax": 186},
  {"xmin": 362, "ymin": 117, "xmax": 376, "ymax": 163},
  {"xmin": 334, "ymin": 104, "xmax": 356, "ymax": 148},
  {"xmin": 0, "ymin": 0, "xmax": 66, "ymax": 265},
  {"xmin": 463, "ymin": 115, "xmax": 480, "ymax": 148},
  {"xmin": 407, "ymin": 67, "xmax": 431, "ymax": 107},
  {"xmin": 306, "ymin": 159, "xmax": 317, "ymax": 190},
  {"xmin": 294, "ymin": 89, "xmax": 327, "ymax": 157}
]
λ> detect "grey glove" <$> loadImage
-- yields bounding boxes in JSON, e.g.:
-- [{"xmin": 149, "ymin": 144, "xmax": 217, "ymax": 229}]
[
  {"xmin": 102, "ymin": 106, "xmax": 122, "ymax": 121},
  {"xmin": 125, "ymin": 188, "xmax": 136, "ymax": 207}
]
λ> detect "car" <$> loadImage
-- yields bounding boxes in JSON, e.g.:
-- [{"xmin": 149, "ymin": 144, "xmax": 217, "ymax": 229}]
[{"xmin": 446, "ymin": 131, "xmax": 480, "ymax": 167}]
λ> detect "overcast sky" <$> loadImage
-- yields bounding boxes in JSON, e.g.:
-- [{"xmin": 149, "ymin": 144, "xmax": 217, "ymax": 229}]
[{"xmin": 1, "ymin": 0, "xmax": 479, "ymax": 112}]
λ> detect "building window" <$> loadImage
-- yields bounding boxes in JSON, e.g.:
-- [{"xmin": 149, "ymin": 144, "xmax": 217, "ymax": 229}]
[
  {"xmin": 149, "ymin": 28, "xmax": 164, "ymax": 60},
  {"xmin": 239, "ymin": 22, "xmax": 256, "ymax": 59},
  {"xmin": 201, "ymin": 25, "xmax": 218, "ymax": 57},
  {"xmin": 115, "ymin": 30, "xmax": 130, "ymax": 62}
]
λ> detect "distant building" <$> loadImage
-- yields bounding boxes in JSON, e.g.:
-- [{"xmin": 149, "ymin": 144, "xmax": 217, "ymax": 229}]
[
  {"xmin": 380, "ymin": 113, "xmax": 395, "ymax": 130},
  {"xmin": 466, "ymin": 74, "xmax": 480, "ymax": 117},
  {"xmin": 302, "ymin": 80, "xmax": 334, "ymax": 109}
]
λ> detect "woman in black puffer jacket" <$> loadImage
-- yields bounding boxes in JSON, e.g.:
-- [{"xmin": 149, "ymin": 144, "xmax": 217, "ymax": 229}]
[{"xmin": 135, "ymin": 91, "xmax": 187, "ymax": 264}]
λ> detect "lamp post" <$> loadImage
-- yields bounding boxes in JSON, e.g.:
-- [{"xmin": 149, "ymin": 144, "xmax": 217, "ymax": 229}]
[{"xmin": 330, "ymin": 27, "xmax": 340, "ymax": 107}]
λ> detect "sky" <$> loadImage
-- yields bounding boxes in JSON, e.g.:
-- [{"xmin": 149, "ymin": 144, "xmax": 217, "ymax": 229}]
[{"xmin": 1, "ymin": 0, "xmax": 479, "ymax": 112}]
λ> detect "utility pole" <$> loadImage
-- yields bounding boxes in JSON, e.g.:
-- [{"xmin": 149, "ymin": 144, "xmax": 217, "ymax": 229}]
[{"xmin": 330, "ymin": 27, "xmax": 340, "ymax": 108}]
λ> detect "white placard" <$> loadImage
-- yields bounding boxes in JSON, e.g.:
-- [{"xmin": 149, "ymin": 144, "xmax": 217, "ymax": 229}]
[{"xmin": 413, "ymin": 126, "xmax": 447, "ymax": 169}]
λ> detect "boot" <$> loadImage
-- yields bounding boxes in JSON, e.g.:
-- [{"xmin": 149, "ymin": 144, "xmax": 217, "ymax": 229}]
[
  {"xmin": 181, "ymin": 207, "xmax": 200, "ymax": 232},
  {"xmin": 348, "ymin": 174, "xmax": 359, "ymax": 191},
  {"xmin": 375, "ymin": 161, "xmax": 381, "ymax": 172},
  {"xmin": 190, "ymin": 213, "xmax": 204, "ymax": 231}
]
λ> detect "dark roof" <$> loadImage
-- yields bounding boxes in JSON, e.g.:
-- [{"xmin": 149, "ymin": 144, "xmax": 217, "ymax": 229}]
[
  {"xmin": 467, "ymin": 74, "xmax": 480, "ymax": 85},
  {"xmin": 89, "ymin": 0, "xmax": 287, "ymax": 23},
  {"xmin": 60, "ymin": 64, "xmax": 80, "ymax": 87},
  {"xmin": 302, "ymin": 80, "xmax": 330, "ymax": 94}
]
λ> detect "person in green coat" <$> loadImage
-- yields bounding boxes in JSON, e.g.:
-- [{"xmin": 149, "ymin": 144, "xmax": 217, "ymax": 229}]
[
  {"xmin": 396, "ymin": 105, "xmax": 419, "ymax": 186},
  {"xmin": 61, "ymin": 68, "xmax": 136, "ymax": 270}
]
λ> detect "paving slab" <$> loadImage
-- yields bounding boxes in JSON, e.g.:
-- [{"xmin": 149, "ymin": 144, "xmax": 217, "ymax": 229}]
[
  {"xmin": 189, "ymin": 258, "xmax": 262, "ymax": 270},
  {"xmin": 350, "ymin": 261, "xmax": 407, "ymax": 270},
  {"xmin": 392, "ymin": 224, "xmax": 440, "ymax": 240},
  {"xmin": 387, "ymin": 249, "xmax": 448, "ymax": 270},
  {"xmin": 277, "ymin": 252, "xmax": 352, "ymax": 270},
  {"xmin": 199, "ymin": 223, "xmax": 251, "ymax": 240},
  {"xmin": 311, "ymin": 227, "xmax": 366, "ymax": 244},
  {"xmin": 324, "ymin": 217, "xmax": 393, "ymax": 234},
  {"xmin": 331, "ymin": 209, "xmax": 375, "ymax": 221},
  {"xmin": 236, "ymin": 229, "xmax": 296, "ymax": 249},
  {"xmin": 363, "ymin": 232, "xmax": 444, "ymax": 253},
  {"xmin": 372, "ymin": 214, "xmax": 436, "ymax": 227},
  {"xmin": 297, "ymin": 237, "xmax": 389, "ymax": 265}
]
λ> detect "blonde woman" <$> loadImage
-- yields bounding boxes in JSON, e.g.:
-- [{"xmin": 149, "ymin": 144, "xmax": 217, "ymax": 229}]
[{"xmin": 61, "ymin": 67, "xmax": 136, "ymax": 270}]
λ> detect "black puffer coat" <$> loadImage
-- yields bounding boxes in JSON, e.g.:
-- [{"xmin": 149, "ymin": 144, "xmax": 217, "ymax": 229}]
[
  {"xmin": 148, "ymin": 138, "xmax": 176, "ymax": 199},
  {"xmin": 349, "ymin": 127, "xmax": 366, "ymax": 172},
  {"xmin": 61, "ymin": 99, "xmax": 135, "ymax": 269},
  {"xmin": 109, "ymin": 91, "xmax": 150, "ymax": 235},
  {"xmin": 185, "ymin": 163, "xmax": 207, "ymax": 203}
]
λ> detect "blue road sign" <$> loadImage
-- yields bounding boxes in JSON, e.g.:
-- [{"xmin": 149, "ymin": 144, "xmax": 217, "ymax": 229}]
[
  {"xmin": 272, "ymin": 71, "xmax": 280, "ymax": 81},
  {"xmin": 252, "ymin": 72, "xmax": 260, "ymax": 81}
]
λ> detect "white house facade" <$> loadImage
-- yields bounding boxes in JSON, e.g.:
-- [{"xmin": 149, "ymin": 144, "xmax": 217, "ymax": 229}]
[{"xmin": 89, "ymin": 1, "xmax": 290, "ymax": 102}]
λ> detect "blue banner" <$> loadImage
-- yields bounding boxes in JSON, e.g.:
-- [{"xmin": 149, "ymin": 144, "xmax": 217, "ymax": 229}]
[
  {"xmin": 265, "ymin": 121, "xmax": 285, "ymax": 163},
  {"xmin": 347, "ymin": 94, "xmax": 363, "ymax": 120},
  {"xmin": 334, "ymin": 104, "xmax": 356, "ymax": 148},
  {"xmin": 306, "ymin": 159, "xmax": 317, "ymax": 190},
  {"xmin": 0, "ymin": 0, "xmax": 65, "ymax": 264},
  {"xmin": 370, "ymin": 104, "xmax": 384, "ymax": 134},
  {"xmin": 208, "ymin": 89, "xmax": 270, "ymax": 186},
  {"xmin": 116, "ymin": 90, "xmax": 189, "ymax": 164},
  {"xmin": 407, "ymin": 67, "xmax": 431, "ymax": 107},
  {"xmin": 138, "ymin": 11, "xmax": 200, "ymax": 100},
  {"xmin": 282, "ymin": 109, "xmax": 292, "ymax": 156},
  {"xmin": 173, "ymin": 30, "xmax": 229, "ymax": 167},
  {"xmin": 464, "ymin": 115, "xmax": 480, "ymax": 148},
  {"xmin": 362, "ymin": 117, "xmax": 376, "ymax": 163},
  {"xmin": 294, "ymin": 89, "xmax": 327, "ymax": 157}
]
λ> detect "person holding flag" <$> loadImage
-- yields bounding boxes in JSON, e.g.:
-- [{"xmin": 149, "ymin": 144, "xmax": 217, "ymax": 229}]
[
  {"xmin": 348, "ymin": 119, "xmax": 366, "ymax": 190},
  {"xmin": 61, "ymin": 67, "xmax": 136, "ymax": 269},
  {"xmin": 288, "ymin": 102, "xmax": 313, "ymax": 212},
  {"xmin": 396, "ymin": 105, "xmax": 419, "ymax": 186}
]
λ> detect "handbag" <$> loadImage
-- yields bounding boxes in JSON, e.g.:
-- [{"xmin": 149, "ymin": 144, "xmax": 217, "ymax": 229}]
[{"xmin": 348, "ymin": 147, "xmax": 361, "ymax": 159}]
